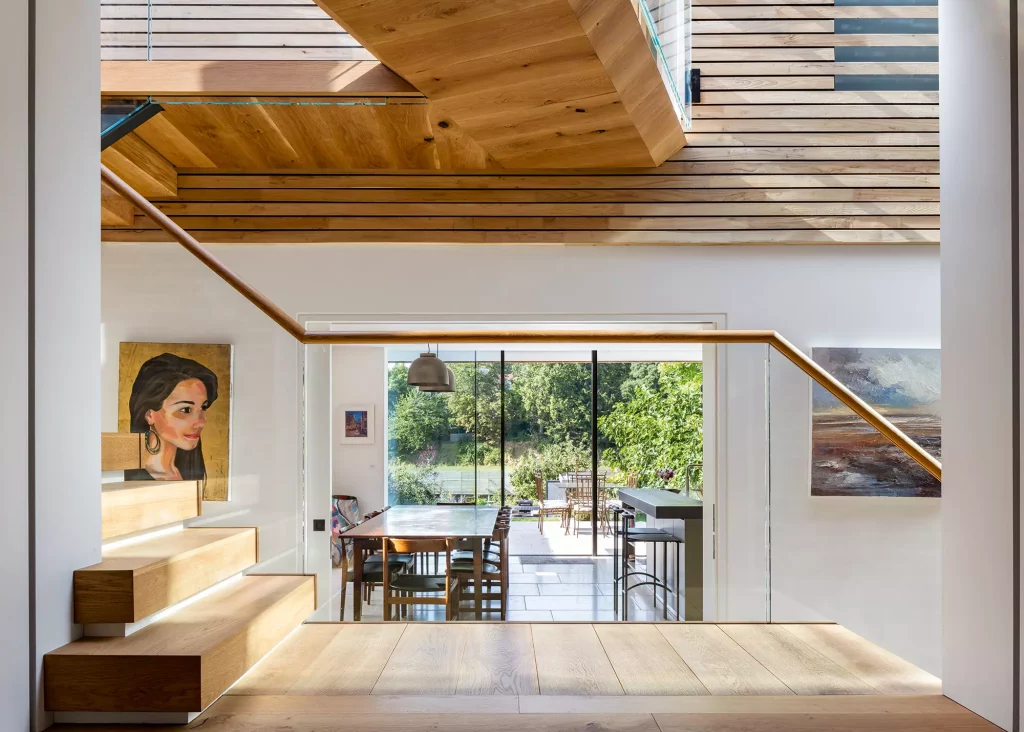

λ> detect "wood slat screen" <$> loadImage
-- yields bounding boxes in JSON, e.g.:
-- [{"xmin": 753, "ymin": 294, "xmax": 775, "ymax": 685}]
[
  {"xmin": 101, "ymin": 0, "xmax": 373, "ymax": 61},
  {"xmin": 102, "ymin": 0, "xmax": 940, "ymax": 245}
]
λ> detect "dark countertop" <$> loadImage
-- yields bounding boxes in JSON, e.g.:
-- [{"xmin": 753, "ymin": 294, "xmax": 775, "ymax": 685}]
[{"xmin": 617, "ymin": 488, "xmax": 703, "ymax": 520}]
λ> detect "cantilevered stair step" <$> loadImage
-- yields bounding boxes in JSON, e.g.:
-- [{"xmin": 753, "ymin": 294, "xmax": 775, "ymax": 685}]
[
  {"xmin": 75, "ymin": 527, "xmax": 258, "ymax": 624},
  {"xmin": 101, "ymin": 432, "xmax": 144, "ymax": 471},
  {"xmin": 45, "ymin": 574, "xmax": 314, "ymax": 714},
  {"xmin": 101, "ymin": 480, "xmax": 201, "ymax": 540}
]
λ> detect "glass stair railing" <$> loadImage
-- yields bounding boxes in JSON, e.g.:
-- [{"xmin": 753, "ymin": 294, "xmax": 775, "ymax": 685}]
[{"xmin": 640, "ymin": 0, "xmax": 693, "ymax": 129}]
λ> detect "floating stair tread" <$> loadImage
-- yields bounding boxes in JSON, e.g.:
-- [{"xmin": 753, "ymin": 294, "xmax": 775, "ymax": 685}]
[
  {"xmin": 101, "ymin": 432, "xmax": 144, "ymax": 471},
  {"xmin": 74, "ymin": 527, "xmax": 258, "ymax": 624},
  {"xmin": 101, "ymin": 480, "xmax": 200, "ymax": 540},
  {"xmin": 45, "ymin": 574, "xmax": 314, "ymax": 713}
]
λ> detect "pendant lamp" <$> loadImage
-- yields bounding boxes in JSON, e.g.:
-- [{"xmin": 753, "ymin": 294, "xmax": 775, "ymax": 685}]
[
  {"xmin": 420, "ymin": 365, "xmax": 455, "ymax": 393},
  {"xmin": 408, "ymin": 346, "xmax": 450, "ymax": 389}
]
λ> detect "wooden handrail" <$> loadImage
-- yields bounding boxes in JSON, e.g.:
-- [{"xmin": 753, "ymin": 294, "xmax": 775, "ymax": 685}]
[{"xmin": 101, "ymin": 165, "xmax": 942, "ymax": 482}]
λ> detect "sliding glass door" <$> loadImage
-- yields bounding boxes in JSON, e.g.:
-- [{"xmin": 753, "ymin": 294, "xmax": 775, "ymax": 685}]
[
  {"xmin": 502, "ymin": 352, "xmax": 595, "ymax": 554},
  {"xmin": 386, "ymin": 351, "xmax": 500, "ymax": 506},
  {"xmin": 386, "ymin": 347, "xmax": 704, "ymax": 554}
]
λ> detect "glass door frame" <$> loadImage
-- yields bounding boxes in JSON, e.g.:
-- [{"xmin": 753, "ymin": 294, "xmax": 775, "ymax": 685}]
[{"xmin": 497, "ymin": 349, "xmax": 601, "ymax": 554}]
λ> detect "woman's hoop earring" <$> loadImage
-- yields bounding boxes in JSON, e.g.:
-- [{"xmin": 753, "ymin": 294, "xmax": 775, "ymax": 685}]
[{"xmin": 145, "ymin": 427, "xmax": 162, "ymax": 455}]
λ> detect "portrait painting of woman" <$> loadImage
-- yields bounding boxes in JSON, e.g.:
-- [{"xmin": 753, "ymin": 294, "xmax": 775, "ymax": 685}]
[{"xmin": 119, "ymin": 343, "xmax": 233, "ymax": 500}]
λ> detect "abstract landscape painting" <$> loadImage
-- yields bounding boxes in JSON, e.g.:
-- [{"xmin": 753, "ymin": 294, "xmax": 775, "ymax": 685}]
[{"xmin": 812, "ymin": 347, "xmax": 940, "ymax": 498}]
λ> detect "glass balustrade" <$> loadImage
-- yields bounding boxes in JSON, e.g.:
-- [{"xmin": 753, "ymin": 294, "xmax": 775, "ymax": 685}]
[
  {"xmin": 765, "ymin": 343, "xmax": 941, "ymax": 676},
  {"xmin": 640, "ymin": 0, "xmax": 693, "ymax": 128}
]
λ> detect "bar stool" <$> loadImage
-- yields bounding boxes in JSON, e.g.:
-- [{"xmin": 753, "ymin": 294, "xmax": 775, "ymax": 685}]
[{"xmin": 612, "ymin": 507, "xmax": 681, "ymax": 621}]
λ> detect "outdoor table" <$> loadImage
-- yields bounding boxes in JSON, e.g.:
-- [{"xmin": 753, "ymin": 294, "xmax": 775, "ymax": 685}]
[{"xmin": 345, "ymin": 505, "xmax": 500, "ymax": 621}]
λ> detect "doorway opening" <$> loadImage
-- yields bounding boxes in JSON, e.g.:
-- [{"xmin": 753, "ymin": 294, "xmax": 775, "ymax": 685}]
[{"xmin": 383, "ymin": 345, "xmax": 704, "ymax": 558}]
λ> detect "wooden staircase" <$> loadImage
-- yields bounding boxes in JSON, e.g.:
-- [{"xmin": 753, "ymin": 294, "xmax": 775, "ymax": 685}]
[{"xmin": 43, "ymin": 433, "xmax": 315, "ymax": 723}]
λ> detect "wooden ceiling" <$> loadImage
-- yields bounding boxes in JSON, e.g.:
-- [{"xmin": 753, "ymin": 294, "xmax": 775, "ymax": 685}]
[
  {"xmin": 100, "ymin": 0, "xmax": 939, "ymax": 247},
  {"xmin": 311, "ymin": 0, "xmax": 687, "ymax": 168},
  {"xmin": 110, "ymin": 97, "xmax": 493, "ymax": 172}
]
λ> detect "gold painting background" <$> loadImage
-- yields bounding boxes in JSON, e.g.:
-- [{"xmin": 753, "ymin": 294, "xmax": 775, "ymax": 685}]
[{"xmin": 118, "ymin": 342, "xmax": 233, "ymax": 501}]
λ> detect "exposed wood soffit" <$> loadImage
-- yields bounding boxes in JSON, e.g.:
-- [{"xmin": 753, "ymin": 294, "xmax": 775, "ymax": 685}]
[
  {"xmin": 101, "ymin": 60, "xmax": 422, "ymax": 98},
  {"xmin": 311, "ymin": 0, "xmax": 687, "ymax": 168},
  {"xmin": 101, "ymin": 181, "xmax": 136, "ymax": 227},
  {"xmin": 101, "ymin": 132, "xmax": 178, "ymax": 198}
]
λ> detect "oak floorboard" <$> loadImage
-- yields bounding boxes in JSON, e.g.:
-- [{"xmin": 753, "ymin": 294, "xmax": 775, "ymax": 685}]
[
  {"xmin": 594, "ymin": 624, "xmax": 709, "ymax": 696},
  {"xmin": 654, "ymin": 712, "xmax": 998, "ymax": 732},
  {"xmin": 532, "ymin": 624, "xmax": 625, "ymax": 696},
  {"xmin": 48, "ymin": 696, "xmax": 995, "ymax": 732},
  {"xmin": 372, "ymin": 623, "xmax": 469, "ymax": 695},
  {"xmin": 229, "ymin": 623, "xmax": 405, "ymax": 695},
  {"xmin": 780, "ymin": 624, "xmax": 942, "ymax": 696},
  {"xmin": 720, "ymin": 624, "xmax": 878, "ymax": 696},
  {"xmin": 657, "ymin": 624, "xmax": 793, "ymax": 696},
  {"xmin": 457, "ymin": 623, "xmax": 539, "ymax": 695},
  {"xmin": 519, "ymin": 694, "xmax": 964, "ymax": 714}
]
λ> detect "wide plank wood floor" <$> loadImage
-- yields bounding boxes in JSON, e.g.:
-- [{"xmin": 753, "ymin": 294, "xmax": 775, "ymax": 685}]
[
  {"xmin": 232, "ymin": 622, "xmax": 939, "ymax": 698},
  {"xmin": 54, "ymin": 623, "xmax": 982, "ymax": 732}
]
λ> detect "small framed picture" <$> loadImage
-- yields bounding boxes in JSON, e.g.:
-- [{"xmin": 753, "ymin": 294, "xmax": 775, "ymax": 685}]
[{"xmin": 341, "ymin": 404, "xmax": 374, "ymax": 444}]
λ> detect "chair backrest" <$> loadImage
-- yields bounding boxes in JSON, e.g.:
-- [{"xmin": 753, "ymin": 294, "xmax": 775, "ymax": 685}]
[
  {"xmin": 535, "ymin": 472, "xmax": 546, "ymax": 502},
  {"xmin": 626, "ymin": 473, "xmax": 639, "ymax": 489},
  {"xmin": 386, "ymin": 537, "xmax": 452, "ymax": 554},
  {"xmin": 573, "ymin": 482, "xmax": 594, "ymax": 502}
]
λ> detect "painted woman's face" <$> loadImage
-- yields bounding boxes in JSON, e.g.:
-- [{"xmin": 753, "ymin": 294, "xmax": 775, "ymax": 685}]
[{"xmin": 147, "ymin": 378, "xmax": 209, "ymax": 451}]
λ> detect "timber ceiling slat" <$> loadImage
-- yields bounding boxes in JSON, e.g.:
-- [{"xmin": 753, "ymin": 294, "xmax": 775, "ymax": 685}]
[{"xmin": 102, "ymin": 0, "xmax": 941, "ymax": 245}]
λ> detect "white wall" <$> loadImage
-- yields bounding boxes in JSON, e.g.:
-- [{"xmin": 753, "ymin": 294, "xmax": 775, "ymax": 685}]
[
  {"xmin": 100, "ymin": 247, "xmax": 304, "ymax": 576},
  {"xmin": 331, "ymin": 346, "xmax": 388, "ymax": 514},
  {"xmin": 101, "ymin": 242, "xmax": 940, "ymax": 674},
  {"xmin": 1, "ymin": 2, "xmax": 31, "ymax": 729},
  {"xmin": 34, "ymin": 1, "xmax": 102, "ymax": 727},
  {"xmin": 941, "ymin": 1, "xmax": 1016, "ymax": 729}
]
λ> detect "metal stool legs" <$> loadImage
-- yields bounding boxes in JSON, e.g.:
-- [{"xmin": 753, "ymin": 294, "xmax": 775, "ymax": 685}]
[{"xmin": 615, "ymin": 509, "xmax": 682, "ymax": 622}]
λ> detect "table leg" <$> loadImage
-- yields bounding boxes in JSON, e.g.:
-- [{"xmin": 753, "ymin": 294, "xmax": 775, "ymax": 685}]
[
  {"xmin": 353, "ymin": 539, "xmax": 364, "ymax": 622},
  {"xmin": 473, "ymin": 538, "xmax": 483, "ymax": 621}
]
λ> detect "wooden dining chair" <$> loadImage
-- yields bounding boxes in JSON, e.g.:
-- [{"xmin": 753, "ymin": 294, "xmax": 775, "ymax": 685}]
[
  {"xmin": 536, "ymin": 472, "xmax": 568, "ymax": 534},
  {"xmin": 451, "ymin": 513, "xmax": 510, "ymax": 620},
  {"xmin": 336, "ymin": 520, "xmax": 414, "ymax": 620},
  {"xmin": 570, "ymin": 475, "xmax": 595, "ymax": 537},
  {"xmin": 381, "ymin": 537, "xmax": 460, "ymax": 621}
]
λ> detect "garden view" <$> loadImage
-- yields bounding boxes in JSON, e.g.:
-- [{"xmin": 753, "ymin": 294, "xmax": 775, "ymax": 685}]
[{"xmin": 386, "ymin": 356, "xmax": 704, "ymax": 507}]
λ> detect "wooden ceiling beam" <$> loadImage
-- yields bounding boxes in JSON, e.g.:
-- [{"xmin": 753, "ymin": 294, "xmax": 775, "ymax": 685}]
[{"xmin": 101, "ymin": 60, "xmax": 421, "ymax": 98}]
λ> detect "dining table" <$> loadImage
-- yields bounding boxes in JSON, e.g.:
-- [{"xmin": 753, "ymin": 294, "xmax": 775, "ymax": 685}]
[{"xmin": 344, "ymin": 505, "xmax": 500, "ymax": 621}]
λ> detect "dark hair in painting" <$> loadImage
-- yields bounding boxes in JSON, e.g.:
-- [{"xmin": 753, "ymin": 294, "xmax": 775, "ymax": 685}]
[{"xmin": 129, "ymin": 352, "xmax": 219, "ymax": 481}]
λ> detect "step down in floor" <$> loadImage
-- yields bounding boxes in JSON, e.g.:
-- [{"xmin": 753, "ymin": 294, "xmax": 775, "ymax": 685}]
[
  {"xmin": 102, "ymin": 480, "xmax": 201, "ymax": 540},
  {"xmin": 45, "ymin": 574, "xmax": 314, "ymax": 719},
  {"xmin": 75, "ymin": 526, "xmax": 258, "ymax": 626}
]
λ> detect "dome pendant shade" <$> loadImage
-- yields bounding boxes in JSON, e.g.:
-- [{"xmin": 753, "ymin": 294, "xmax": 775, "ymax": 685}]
[
  {"xmin": 408, "ymin": 352, "xmax": 449, "ymax": 388},
  {"xmin": 420, "ymin": 366, "xmax": 456, "ymax": 393}
]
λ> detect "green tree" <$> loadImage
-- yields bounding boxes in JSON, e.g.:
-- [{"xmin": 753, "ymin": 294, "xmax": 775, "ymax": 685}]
[
  {"xmin": 387, "ymin": 459, "xmax": 441, "ymax": 505},
  {"xmin": 387, "ymin": 363, "xmax": 413, "ymax": 417},
  {"xmin": 508, "ymin": 363, "xmax": 591, "ymax": 444},
  {"xmin": 598, "ymin": 362, "xmax": 703, "ymax": 494},
  {"xmin": 444, "ymin": 362, "xmax": 503, "ymax": 448},
  {"xmin": 390, "ymin": 390, "xmax": 450, "ymax": 456}
]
